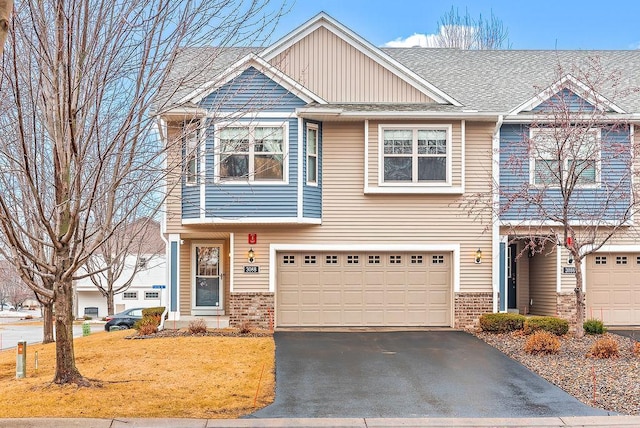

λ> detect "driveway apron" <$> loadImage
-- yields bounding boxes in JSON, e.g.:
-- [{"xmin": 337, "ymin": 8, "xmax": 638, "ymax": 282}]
[{"xmin": 249, "ymin": 331, "xmax": 609, "ymax": 418}]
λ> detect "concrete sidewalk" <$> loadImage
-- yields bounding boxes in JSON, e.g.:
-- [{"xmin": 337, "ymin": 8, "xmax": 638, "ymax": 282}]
[{"xmin": 1, "ymin": 417, "xmax": 640, "ymax": 427}]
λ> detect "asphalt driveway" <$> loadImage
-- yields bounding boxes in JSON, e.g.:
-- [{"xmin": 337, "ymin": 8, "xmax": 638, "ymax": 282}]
[{"xmin": 250, "ymin": 331, "xmax": 609, "ymax": 418}]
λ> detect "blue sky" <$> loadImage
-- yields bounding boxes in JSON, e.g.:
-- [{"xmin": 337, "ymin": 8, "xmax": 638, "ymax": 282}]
[{"xmin": 268, "ymin": 1, "xmax": 640, "ymax": 50}]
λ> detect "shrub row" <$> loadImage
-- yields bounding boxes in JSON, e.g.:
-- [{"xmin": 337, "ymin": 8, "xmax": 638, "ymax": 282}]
[{"xmin": 479, "ymin": 313, "xmax": 568, "ymax": 335}]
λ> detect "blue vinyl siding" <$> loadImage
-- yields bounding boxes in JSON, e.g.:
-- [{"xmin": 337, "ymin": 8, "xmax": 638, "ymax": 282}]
[
  {"xmin": 203, "ymin": 117, "xmax": 299, "ymax": 218},
  {"xmin": 500, "ymin": 124, "xmax": 631, "ymax": 222},
  {"xmin": 303, "ymin": 120, "xmax": 322, "ymax": 219},
  {"xmin": 532, "ymin": 89, "xmax": 595, "ymax": 113},
  {"xmin": 199, "ymin": 67, "xmax": 307, "ymax": 112},
  {"xmin": 181, "ymin": 185, "xmax": 201, "ymax": 219}
]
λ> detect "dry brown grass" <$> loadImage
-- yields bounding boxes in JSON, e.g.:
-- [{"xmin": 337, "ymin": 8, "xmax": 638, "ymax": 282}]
[{"xmin": 0, "ymin": 329, "xmax": 275, "ymax": 418}]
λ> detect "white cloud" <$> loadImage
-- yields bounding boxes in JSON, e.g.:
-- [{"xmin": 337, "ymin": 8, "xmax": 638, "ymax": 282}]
[{"xmin": 383, "ymin": 32, "xmax": 440, "ymax": 48}]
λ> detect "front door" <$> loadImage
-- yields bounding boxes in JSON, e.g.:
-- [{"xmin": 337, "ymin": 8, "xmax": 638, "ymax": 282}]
[
  {"xmin": 192, "ymin": 244, "xmax": 223, "ymax": 315},
  {"xmin": 507, "ymin": 244, "xmax": 517, "ymax": 309}
]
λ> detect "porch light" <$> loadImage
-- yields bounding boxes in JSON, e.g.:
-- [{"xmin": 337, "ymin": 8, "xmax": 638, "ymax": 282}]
[
  {"xmin": 475, "ymin": 248, "xmax": 482, "ymax": 264},
  {"xmin": 248, "ymin": 248, "xmax": 255, "ymax": 263}
]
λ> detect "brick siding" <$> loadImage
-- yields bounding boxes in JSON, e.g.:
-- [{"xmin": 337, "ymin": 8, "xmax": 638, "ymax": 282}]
[
  {"xmin": 556, "ymin": 292, "xmax": 584, "ymax": 332},
  {"xmin": 454, "ymin": 292, "xmax": 493, "ymax": 330},
  {"xmin": 229, "ymin": 292, "xmax": 274, "ymax": 330}
]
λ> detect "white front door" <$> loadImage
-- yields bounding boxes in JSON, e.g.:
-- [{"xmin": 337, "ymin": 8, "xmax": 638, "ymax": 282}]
[{"xmin": 192, "ymin": 244, "xmax": 224, "ymax": 315}]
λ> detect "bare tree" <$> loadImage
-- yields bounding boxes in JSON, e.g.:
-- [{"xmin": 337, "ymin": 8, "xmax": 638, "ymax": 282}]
[
  {"xmin": 82, "ymin": 218, "xmax": 164, "ymax": 316},
  {"xmin": 437, "ymin": 6, "xmax": 509, "ymax": 50},
  {"xmin": 0, "ymin": 0, "xmax": 11, "ymax": 54},
  {"xmin": 0, "ymin": 263, "xmax": 33, "ymax": 309},
  {"xmin": 499, "ymin": 57, "xmax": 640, "ymax": 336},
  {"xmin": 0, "ymin": 0, "xmax": 286, "ymax": 386}
]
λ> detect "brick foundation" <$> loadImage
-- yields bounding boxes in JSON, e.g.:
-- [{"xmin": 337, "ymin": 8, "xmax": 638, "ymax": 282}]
[
  {"xmin": 556, "ymin": 292, "xmax": 584, "ymax": 332},
  {"xmin": 454, "ymin": 292, "xmax": 493, "ymax": 330},
  {"xmin": 229, "ymin": 292, "xmax": 274, "ymax": 330}
]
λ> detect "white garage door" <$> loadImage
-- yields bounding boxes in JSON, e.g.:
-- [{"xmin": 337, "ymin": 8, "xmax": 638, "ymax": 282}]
[
  {"xmin": 277, "ymin": 251, "xmax": 452, "ymax": 327},
  {"xmin": 587, "ymin": 253, "xmax": 640, "ymax": 325}
]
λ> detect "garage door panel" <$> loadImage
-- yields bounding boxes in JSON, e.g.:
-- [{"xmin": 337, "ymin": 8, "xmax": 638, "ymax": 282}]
[
  {"xmin": 277, "ymin": 252, "xmax": 452, "ymax": 327},
  {"xmin": 587, "ymin": 253, "xmax": 640, "ymax": 326}
]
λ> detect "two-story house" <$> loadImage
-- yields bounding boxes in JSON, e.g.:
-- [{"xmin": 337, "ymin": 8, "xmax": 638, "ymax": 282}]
[{"xmin": 158, "ymin": 13, "xmax": 640, "ymax": 330}]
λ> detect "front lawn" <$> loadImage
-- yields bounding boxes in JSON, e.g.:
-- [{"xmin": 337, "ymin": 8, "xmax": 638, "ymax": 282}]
[{"xmin": 0, "ymin": 329, "xmax": 274, "ymax": 418}]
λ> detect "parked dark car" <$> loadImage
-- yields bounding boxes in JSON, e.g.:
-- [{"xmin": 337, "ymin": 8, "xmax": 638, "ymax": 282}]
[{"xmin": 104, "ymin": 307, "xmax": 144, "ymax": 331}]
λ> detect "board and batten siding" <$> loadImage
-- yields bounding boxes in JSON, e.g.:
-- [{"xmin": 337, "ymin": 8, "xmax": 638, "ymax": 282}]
[
  {"xmin": 270, "ymin": 26, "xmax": 434, "ymax": 104},
  {"xmin": 528, "ymin": 245, "xmax": 557, "ymax": 316},
  {"xmin": 367, "ymin": 120, "xmax": 463, "ymax": 189},
  {"xmin": 228, "ymin": 121, "xmax": 494, "ymax": 293}
]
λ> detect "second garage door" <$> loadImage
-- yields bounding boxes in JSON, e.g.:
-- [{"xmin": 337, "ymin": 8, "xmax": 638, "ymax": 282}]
[
  {"xmin": 587, "ymin": 253, "xmax": 640, "ymax": 325},
  {"xmin": 277, "ymin": 251, "xmax": 452, "ymax": 327}
]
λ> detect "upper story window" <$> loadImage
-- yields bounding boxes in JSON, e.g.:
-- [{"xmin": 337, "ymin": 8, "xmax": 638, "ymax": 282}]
[
  {"xmin": 185, "ymin": 128, "xmax": 199, "ymax": 185},
  {"xmin": 381, "ymin": 125, "xmax": 450, "ymax": 185},
  {"xmin": 307, "ymin": 125, "xmax": 318, "ymax": 185},
  {"xmin": 530, "ymin": 127, "xmax": 600, "ymax": 187},
  {"xmin": 217, "ymin": 124, "xmax": 286, "ymax": 183}
]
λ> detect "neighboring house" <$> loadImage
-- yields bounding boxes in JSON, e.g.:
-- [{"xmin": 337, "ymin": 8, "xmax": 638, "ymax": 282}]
[
  {"xmin": 74, "ymin": 220, "xmax": 167, "ymax": 319},
  {"xmin": 157, "ymin": 13, "xmax": 640, "ymax": 329}
]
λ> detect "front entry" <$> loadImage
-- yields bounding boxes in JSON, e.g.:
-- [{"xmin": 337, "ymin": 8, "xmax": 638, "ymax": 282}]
[
  {"xmin": 508, "ymin": 244, "xmax": 517, "ymax": 309},
  {"xmin": 192, "ymin": 244, "xmax": 224, "ymax": 315}
]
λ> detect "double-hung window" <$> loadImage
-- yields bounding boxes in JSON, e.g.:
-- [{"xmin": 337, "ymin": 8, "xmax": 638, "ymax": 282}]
[
  {"xmin": 307, "ymin": 125, "xmax": 318, "ymax": 184},
  {"xmin": 185, "ymin": 128, "xmax": 199, "ymax": 185},
  {"xmin": 381, "ymin": 126, "xmax": 450, "ymax": 184},
  {"xmin": 530, "ymin": 128, "xmax": 600, "ymax": 187},
  {"xmin": 218, "ymin": 124, "xmax": 285, "ymax": 182}
]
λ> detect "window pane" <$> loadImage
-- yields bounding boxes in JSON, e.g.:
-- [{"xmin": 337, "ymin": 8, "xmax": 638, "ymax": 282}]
[
  {"xmin": 418, "ymin": 157, "xmax": 446, "ymax": 181},
  {"xmin": 569, "ymin": 159, "xmax": 596, "ymax": 184},
  {"xmin": 384, "ymin": 130, "xmax": 412, "ymax": 154},
  {"xmin": 255, "ymin": 127, "xmax": 283, "ymax": 152},
  {"xmin": 418, "ymin": 130, "xmax": 447, "ymax": 154},
  {"xmin": 534, "ymin": 159, "xmax": 560, "ymax": 185},
  {"xmin": 307, "ymin": 128, "xmax": 317, "ymax": 154},
  {"xmin": 307, "ymin": 156, "xmax": 317, "ymax": 182},
  {"xmin": 220, "ymin": 154, "xmax": 248, "ymax": 178},
  {"xmin": 220, "ymin": 127, "xmax": 249, "ymax": 152},
  {"xmin": 384, "ymin": 157, "xmax": 412, "ymax": 181},
  {"xmin": 196, "ymin": 247, "xmax": 219, "ymax": 276},
  {"xmin": 255, "ymin": 155, "xmax": 283, "ymax": 180}
]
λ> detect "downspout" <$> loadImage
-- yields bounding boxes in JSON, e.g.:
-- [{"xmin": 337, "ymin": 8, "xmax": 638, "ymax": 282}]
[{"xmin": 491, "ymin": 114, "xmax": 504, "ymax": 313}]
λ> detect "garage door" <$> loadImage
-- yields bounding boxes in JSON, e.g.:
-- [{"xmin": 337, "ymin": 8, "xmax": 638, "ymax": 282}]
[
  {"xmin": 277, "ymin": 251, "xmax": 452, "ymax": 327},
  {"xmin": 587, "ymin": 254, "xmax": 640, "ymax": 325}
]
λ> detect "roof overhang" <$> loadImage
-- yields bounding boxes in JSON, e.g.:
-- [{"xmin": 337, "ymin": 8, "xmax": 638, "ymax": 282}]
[{"xmin": 296, "ymin": 107, "xmax": 501, "ymax": 122}]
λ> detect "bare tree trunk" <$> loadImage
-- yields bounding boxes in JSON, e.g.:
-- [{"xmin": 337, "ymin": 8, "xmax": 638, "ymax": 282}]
[
  {"xmin": 0, "ymin": 0, "xmax": 11, "ymax": 55},
  {"xmin": 42, "ymin": 303, "xmax": 54, "ymax": 344},
  {"xmin": 107, "ymin": 291, "xmax": 114, "ymax": 316},
  {"xmin": 53, "ymin": 279, "xmax": 87, "ymax": 386},
  {"xmin": 574, "ymin": 257, "xmax": 585, "ymax": 338}
]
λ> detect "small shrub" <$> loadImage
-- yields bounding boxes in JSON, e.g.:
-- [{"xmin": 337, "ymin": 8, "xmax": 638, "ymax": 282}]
[
  {"xmin": 142, "ymin": 307, "xmax": 166, "ymax": 319},
  {"xmin": 479, "ymin": 313, "xmax": 526, "ymax": 333},
  {"xmin": 238, "ymin": 321, "xmax": 252, "ymax": 334},
  {"xmin": 523, "ymin": 331, "xmax": 561, "ymax": 355},
  {"xmin": 633, "ymin": 342, "xmax": 640, "ymax": 357},
  {"xmin": 83, "ymin": 315, "xmax": 93, "ymax": 321},
  {"xmin": 583, "ymin": 319, "xmax": 606, "ymax": 335},
  {"xmin": 188, "ymin": 318, "xmax": 208, "ymax": 334},
  {"xmin": 587, "ymin": 335, "xmax": 619, "ymax": 359},
  {"xmin": 524, "ymin": 316, "xmax": 569, "ymax": 336},
  {"xmin": 135, "ymin": 317, "xmax": 158, "ymax": 336}
]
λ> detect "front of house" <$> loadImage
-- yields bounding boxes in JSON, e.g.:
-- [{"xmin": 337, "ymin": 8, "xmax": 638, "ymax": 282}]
[{"xmin": 158, "ymin": 13, "xmax": 640, "ymax": 330}]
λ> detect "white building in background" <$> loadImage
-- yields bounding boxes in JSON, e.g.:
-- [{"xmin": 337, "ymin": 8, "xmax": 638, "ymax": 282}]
[{"xmin": 74, "ymin": 220, "xmax": 166, "ymax": 319}]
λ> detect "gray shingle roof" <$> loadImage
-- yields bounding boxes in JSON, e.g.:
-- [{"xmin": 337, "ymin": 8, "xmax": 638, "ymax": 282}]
[
  {"xmin": 382, "ymin": 48, "xmax": 640, "ymax": 112},
  {"xmin": 159, "ymin": 46, "xmax": 640, "ymax": 114}
]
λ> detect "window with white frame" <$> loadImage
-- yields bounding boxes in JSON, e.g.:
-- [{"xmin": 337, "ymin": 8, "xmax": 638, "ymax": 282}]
[
  {"xmin": 530, "ymin": 128, "xmax": 600, "ymax": 187},
  {"xmin": 185, "ymin": 127, "xmax": 199, "ymax": 185},
  {"xmin": 123, "ymin": 292, "xmax": 138, "ymax": 300},
  {"xmin": 307, "ymin": 125, "xmax": 318, "ymax": 184},
  {"xmin": 381, "ymin": 126, "xmax": 449, "ymax": 184},
  {"xmin": 218, "ymin": 124, "xmax": 285, "ymax": 182},
  {"xmin": 144, "ymin": 291, "xmax": 159, "ymax": 299}
]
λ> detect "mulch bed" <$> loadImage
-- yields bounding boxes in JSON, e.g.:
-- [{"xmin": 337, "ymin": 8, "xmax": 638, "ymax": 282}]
[{"xmin": 475, "ymin": 331, "xmax": 640, "ymax": 415}]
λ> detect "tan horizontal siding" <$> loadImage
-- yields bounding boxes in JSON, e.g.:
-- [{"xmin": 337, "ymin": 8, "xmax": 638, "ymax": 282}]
[
  {"xmin": 528, "ymin": 246, "xmax": 557, "ymax": 316},
  {"xmin": 165, "ymin": 122, "xmax": 185, "ymax": 234},
  {"xmin": 516, "ymin": 242, "xmax": 531, "ymax": 314},
  {"xmin": 270, "ymin": 27, "xmax": 434, "ymax": 103}
]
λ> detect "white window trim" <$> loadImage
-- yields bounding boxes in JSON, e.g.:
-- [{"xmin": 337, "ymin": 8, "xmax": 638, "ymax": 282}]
[
  {"xmin": 122, "ymin": 292, "xmax": 138, "ymax": 300},
  {"xmin": 306, "ymin": 123, "xmax": 319, "ymax": 186},
  {"xmin": 528, "ymin": 127, "xmax": 602, "ymax": 189},
  {"xmin": 377, "ymin": 124, "xmax": 453, "ymax": 187},
  {"xmin": 214, "ymin": 121, "xmax": 289, "ymax": 185}
]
